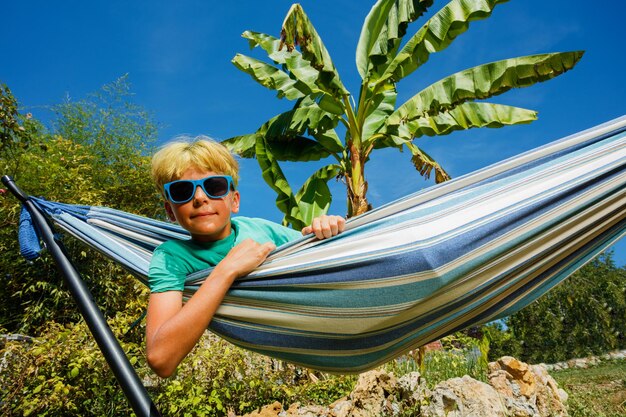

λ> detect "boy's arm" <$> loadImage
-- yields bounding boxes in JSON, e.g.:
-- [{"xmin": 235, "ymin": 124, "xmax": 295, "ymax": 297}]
[
  {"xmin": 145, "ymin": 239, "xmax": 275, "ymax": 378},
  {"xmin": 301, "ymin": 214, "xmax": 345, "ymax": 239}
]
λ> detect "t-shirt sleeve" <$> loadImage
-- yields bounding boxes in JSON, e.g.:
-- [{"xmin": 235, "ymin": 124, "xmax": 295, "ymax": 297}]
[
  {"xmin": 233, "ymin": 217, "xmax": 302, "ymax": 247},
  {"xmin": 258, "ymin": 218, "xmax": 302, "ymax": 246},
  {"xmin": 148, "ymin": 246, "xmax": 187, "ymax": 293}
]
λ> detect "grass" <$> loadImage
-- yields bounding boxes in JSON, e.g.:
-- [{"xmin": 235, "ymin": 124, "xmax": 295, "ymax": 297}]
[
  {"xmin": 551, "ymin": 360, "xmax": 626, "ymax": 417},
  {"xmin": 386, "ymin": 347, "xmax": 626, "ymax": 417}
]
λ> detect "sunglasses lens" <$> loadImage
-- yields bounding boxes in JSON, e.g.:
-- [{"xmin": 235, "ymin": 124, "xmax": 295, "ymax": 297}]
[
  {"xmin": 203, "ymin": 177, "xmax": 229, "ymax": 197},
  {"xmin": 166, "ymin": 176, "xmax": 231, "ymax": 203},
  {"xmin": 168, "ymin": 181, "xmax": 194, "ymax": 203}
]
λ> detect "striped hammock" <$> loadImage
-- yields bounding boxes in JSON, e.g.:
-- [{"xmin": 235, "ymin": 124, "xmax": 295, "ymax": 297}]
[{"xmin": 20, "ymin": 116, "xmax": 626, "ymax": 372}]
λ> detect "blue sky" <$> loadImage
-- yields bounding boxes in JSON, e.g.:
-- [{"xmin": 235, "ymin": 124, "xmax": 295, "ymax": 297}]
[{"xmin": 2, "ymin": 0, "xmax": 626, "ymax": 263}]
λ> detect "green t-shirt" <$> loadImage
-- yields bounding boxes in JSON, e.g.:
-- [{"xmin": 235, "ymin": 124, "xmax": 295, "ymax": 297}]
[{"xmin": 148, "ymin": 216, "xmax": 301, "ymax": 293}]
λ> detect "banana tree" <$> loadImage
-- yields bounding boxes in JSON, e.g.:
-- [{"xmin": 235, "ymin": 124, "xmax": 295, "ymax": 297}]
[{"xmin": 223, "ymin": 0, "xmax": 583, "ymax": 229}]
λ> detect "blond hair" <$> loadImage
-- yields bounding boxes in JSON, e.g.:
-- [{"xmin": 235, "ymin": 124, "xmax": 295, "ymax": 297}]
[{"xmin": 151, "ymin": 136, "xmax": 239, "ymax": 199}]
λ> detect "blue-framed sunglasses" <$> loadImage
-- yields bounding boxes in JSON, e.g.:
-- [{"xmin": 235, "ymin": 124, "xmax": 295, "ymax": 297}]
[{"xmin": 163, "ymin": 175, "xmax": 234, "ymax": 204}]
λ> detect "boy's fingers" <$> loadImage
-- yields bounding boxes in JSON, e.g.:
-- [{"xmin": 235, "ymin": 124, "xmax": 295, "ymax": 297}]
[
  {"xmin": 302, "ymin": 215, "xmax": 346, "ymax": 238},
  {"xmin": 252, "ymin": 241, "xmax": 275, "ymax": 257},
  {"xmin": 321, "ymin": 218, "xmax": 332, "ymax": 238},
  {"xmin": 322, "ymin": 216, "xmax": 342, "ymax": 238},
  {"xmin": 311, "ymin": 217, "xmax": 322, "ymax": 239},
  {"xmin": 329, "ymin": 221, "xmax": 338, "ymax": 236},
  {"xmin": 232, "ymin": 240, "xmax": 274, "ymax": 258},
  {"xmin": 337, "ymin": 216, "xmax": 346, "ymax": 232}
]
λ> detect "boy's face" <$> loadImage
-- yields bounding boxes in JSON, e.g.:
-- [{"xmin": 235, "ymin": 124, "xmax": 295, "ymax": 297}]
[{"xmin": 164, "ymin": 166, "xmax": 240, "ymax": 242}]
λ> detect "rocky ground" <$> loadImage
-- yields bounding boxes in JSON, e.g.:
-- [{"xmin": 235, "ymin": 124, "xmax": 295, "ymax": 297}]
[{"xmin": 233, "ymin": 350, "xmax": 626, "ymax": 417}]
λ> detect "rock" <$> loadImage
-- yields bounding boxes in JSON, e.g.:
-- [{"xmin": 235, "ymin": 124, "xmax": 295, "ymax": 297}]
[
  {"xmin": 422, "ymin": 375, "xmax": 508, "ymax": 417},
  {"xmin": 284, "ymin": 402, "xmax": 329, "ymax": 417},
  {"xmin": 488, "ymin": 358, "xmax": 568, "ymax": 417},
  {"xmin": 329, "ymin": 398, "xmax": 352, "ymax": 417},
  {"xmin": 241, "ymin": 401, "xmax": 283, "ymax": 417},
  {"xmin": 333, "ymin": 370, "xmax": 398, "ymax": 417},
  {"xmin": 397, "ymin": 371, "xmax": 429, "ymax": 403},
  {"xmin": 489, "ymin": 370, "xmax": 517, "ymax": 398},
  {"xmin": 587, "ymin": 356, "xmax": 601, "ymax": 366},
  {"xmin": 530, "ymin": 365, "xmax": 568, "ymax": 417},
  {"xmin": 489, "ymin": 356, "xmax": 536, "ymax": 398},
  {"xmin": 567, "ymin": 358, "xmax": 587, "ymax": 369},
  {"xmin": 236, "ymin": 349, "xmax": 625, "ymax": 417}
]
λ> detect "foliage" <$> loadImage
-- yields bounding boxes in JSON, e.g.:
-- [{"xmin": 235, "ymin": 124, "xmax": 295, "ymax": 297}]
[
  {"xmin": 0, "ymin": 318, "xmax": 355, "ymax": 417},
  {"xmin": 50, "ymin": 74, "xmax": 160, "ymax": 212},
  {"xmin": 386, "ymin": 331, "xmax": 490, "ymax": 387},
  {"xmin": 0, "ymin": 290, "xmax": 148, "ymax": 417},
  {"xmin": 154, "ymin": 335, "xmax": 355, "ymax": 416},
  {"xmin": 502, "ymin": 253, "xmax": 625, "ymax": 363},
  {"xmin": 481, "ymin": 320, "xmax": 522, "ymax": 361},
  {"xmin": 0, "ymin": 84, "xmax": 43, "ymax": 178},
  {"xmin": 0, "ymin": 77, "xmax": 160, "ymax": 332},
  {"xmin": 225, "ymin": 0, "xmax": 583, "ymax": 225},
  {"xmin": 0, "ymin": 84, "xmax": 27, "ymax": 148}
]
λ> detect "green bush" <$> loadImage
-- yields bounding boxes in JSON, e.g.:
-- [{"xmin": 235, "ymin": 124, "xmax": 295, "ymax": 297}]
[
  {"xmin": 153, "ymin": 335, "xmax": 355, "ymax": 416},
  {"xmin": 0, "ymin": 286, "xmax": 148, "ymax": 417},
  {"xmin": 1, "ymin": 316, "xmax": 355, "ymax": 417},
  {"xmin": 386, "ymin": 332, "xmax": 490, "ymax": 388},
  {"xmin": 0, "ymin": 78, "xmax": 160, "ymax": 333},
  {"xmin": 507, "ymin": 253, "xmax": 626, "ymax": 363},
  {"xmin": 481, "ymin": 321, "xmax": 522, "ymax": 361},
  {"xmin": 478, "ymin": 253, "xmax": 625, "ymax": 365}
]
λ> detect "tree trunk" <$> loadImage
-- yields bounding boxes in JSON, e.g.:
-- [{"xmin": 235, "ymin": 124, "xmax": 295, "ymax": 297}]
[
  {"xmin": 346, "ymin": 147, "xmax": 371, "ymax": 218},
  {"xmin": 348, "ymin": 181, "xmax": 370, "ymax": 217}
]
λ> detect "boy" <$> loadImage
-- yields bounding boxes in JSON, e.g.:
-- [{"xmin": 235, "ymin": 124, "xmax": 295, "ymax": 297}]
[{"xmin": 146, "ymin": 138, "xmax": 344, "ymax": 377}]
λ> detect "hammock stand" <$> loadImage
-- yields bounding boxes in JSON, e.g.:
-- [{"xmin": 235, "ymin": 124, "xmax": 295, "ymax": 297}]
[
  {"xmin": 3, "ymin": 115, "xmax": 626, "ymax": 417},
  {"xmin": 2, "ymin": 176, "xmax": 161, "ymax": 417}
]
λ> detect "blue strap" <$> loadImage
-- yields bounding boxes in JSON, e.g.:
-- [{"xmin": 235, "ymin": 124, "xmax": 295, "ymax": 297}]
[{"xmin": 18, "ymin": 206, "xmax": 42, "ymax": 260}]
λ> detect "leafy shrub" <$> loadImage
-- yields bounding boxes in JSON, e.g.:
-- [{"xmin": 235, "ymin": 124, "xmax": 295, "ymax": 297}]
[
  {"xmin": 1, "ymin": 322, "xmax": 356, "ymax": 417},
  {"xmin": 0, "ymin": 78, "xmax": 160, "ymax": 333},
  {"xmin": 481, "ymin": 320, "xmax": 522, "ymax": 361},
  {"xmin": 386, "ymin": 332, "xmax": 490, "ymax": 388},
  {"xmin": 0, "ymin": 287, "xmax": 148, "ymax": 417},
  {"xmin": 507, "ymin": 253, "xmax": 626, "ymax": 363},
  {"xmin": 154, "ymin": 334, "xmax": 355, "ymax": 416}
]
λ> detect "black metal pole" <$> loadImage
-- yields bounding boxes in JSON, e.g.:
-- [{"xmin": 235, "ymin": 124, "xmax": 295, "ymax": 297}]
[{"xmin": 1, "ymin": 175, "xmax": 161, "ymax": 417}]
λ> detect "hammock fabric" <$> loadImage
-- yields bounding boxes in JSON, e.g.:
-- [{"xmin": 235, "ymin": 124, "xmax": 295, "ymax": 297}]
[{"xmin": 19, "ymin": 116, "xmax": 626, "ymax": 373}]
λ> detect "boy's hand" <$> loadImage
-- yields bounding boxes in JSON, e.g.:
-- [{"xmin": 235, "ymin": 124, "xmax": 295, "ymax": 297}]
[
  {"xmin": 301, "ymin": 215, "xmax": 345, "ymax": 239},
  {"xmin": 217, "ymin": 239, "xmax": 275, "ymax": 279}
]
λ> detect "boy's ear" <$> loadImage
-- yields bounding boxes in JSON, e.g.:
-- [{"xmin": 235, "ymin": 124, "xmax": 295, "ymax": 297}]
[
  {"xmin": 164, "ymin": 202, "xmax": 177, "ymax": 222},
  {"xmin": 230, "ymin": 190, "xmax": 240, "ymax": 214}
]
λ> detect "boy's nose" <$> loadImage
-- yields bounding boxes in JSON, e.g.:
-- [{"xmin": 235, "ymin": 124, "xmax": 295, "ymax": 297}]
[{"xmin": 192, "ymin": 185, "xmax": 209, "ymax": 204}]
